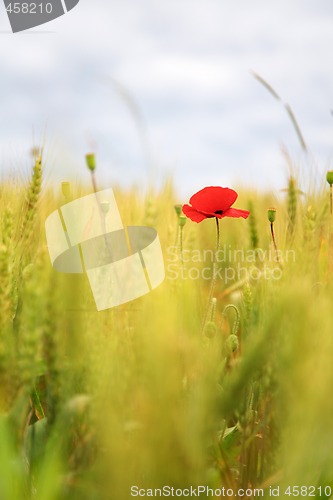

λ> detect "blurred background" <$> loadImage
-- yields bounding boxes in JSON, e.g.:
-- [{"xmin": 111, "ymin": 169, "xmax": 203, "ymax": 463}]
[{"xmin": 0, "ymin": 0, "xmax": 333, "ymax": 197}]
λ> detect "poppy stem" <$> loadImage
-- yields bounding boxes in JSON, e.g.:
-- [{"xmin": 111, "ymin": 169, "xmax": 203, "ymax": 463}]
[
  {"xmin": 216, "ymin": 215, "xmax": 220, "ymax": 248},
  {"xmin": 201, "ymin": 217, "xmax": 220, "ymax": 335},
  {"xmin": 270, "ymin": 222, "xmax": 281, "ymax": 267},
  {"xmin": 180, "ymin": 225, "xmax": 184, "ymax": 266},
  {"xmin": 91, "ymin": 171, "xmax": 98, "ymax": 194},
  {"xmin": 330, "ymin": 184, "xmax": 332, "ymax": 215}
]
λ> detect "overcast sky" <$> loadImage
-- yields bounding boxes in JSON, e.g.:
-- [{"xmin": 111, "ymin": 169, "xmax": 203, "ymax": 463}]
[{"xmin": 0, "ymin": 0, "xmax": 333, "ymax": 198}]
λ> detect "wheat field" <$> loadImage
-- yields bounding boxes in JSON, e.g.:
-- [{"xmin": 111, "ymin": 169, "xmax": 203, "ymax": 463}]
[{"xmin": 1, "ymin": 154, "xmax": 333, "ymax": 499}]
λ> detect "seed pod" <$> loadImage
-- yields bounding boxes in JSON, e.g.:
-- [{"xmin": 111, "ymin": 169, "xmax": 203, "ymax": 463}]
[
  {"xmin": 326, "ymin": 171, "xmax": 333, "ymax": 185},
  {"xmin": 204, "ymin": 321, "xmax": 217, "ymax": 338},
  {"xmin": 179, "ymin": 215, "xmax": 187, "ymax": 227},
  {"xmin": 267, "ymin": 208, "xmax": 276, "ymax": 223},
  {"xmin": 174, "ymin": 204, "xmax": 182, "ymax": 217},
  {"xmin": 225, "ymin": 334, "xmax": 239, "ymax": 354},
  {"xmin": 61, "ymin": 181, "xmax": 71, "ymax": 200},
  {"xmin": 85, "ymin": 153, "xmax": 96, "ymax": 172}
]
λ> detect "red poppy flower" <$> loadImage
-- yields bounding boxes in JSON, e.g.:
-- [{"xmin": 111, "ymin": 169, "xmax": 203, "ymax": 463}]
[{"xmin": 182, "ymin": 186, "xmax": 250, "ymax": 223}]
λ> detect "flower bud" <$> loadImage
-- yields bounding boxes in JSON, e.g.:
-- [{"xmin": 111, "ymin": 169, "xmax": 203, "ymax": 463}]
[
  {"xmin": 61, "ymin": 181, "xmax": 71, "ymax": 200},
  {"xmin": 85, "ymin": 153, "xmax": 96, "ymax": 172},
  {"xmin": 225, "ymin": 334, "xmax": 239, "ymax": 354},
  {"xmin": 326, "ymin": 171, "xmax": 333, "ymax": 186},
  {"xmin": 179, "ymin": 215, "xmax": 187, "ymax": 227},
  {"xmin": 174, "ymin": 204, "xmax": 182, "ymax": 217},
  {"xmin": 267, "ymin": 208, "xmax": 276, "ymax": 223}
]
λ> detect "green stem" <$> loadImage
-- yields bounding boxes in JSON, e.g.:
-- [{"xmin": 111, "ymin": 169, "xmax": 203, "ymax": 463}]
[
  {"xmin": 174, "ymin": 225, "xmax": 180, "ymax": 247},
  {"xmin": 270, "ymin": 222, "xmax": 281, "ymax": 268},
  {"xmin": 180, "ymin": 226, "xmax": 184, "ymax": 266},
  {"xmin": 201, "ymin": 217, "xmax": 220, "ymax": 335},
  {"xmin": 91, "ymin": 171, "xmax": 98, "ymax": 194},
  {"xmin": 222, "ymin": 304, "xmax": 240, "ymax": 336},
  {"xmin": 330, "ymin": 184, "xmax": 332, "ymax": 215},
  {"xmin": 90, "ymin": 171, "xmax": 111, "ymax": 255}
]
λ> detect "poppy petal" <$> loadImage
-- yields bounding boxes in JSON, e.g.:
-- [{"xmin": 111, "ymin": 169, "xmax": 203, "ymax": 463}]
[
  {"xmin": 189, "ymin": 186, "xmax": 238, "ymax": 214},
  {"xmin": 222, "ymin": 208, "xmax": 250, "ymax": 219},
  {"xmin": 182, "ymin": 204, "xmax": 208, "ymax": 223}
]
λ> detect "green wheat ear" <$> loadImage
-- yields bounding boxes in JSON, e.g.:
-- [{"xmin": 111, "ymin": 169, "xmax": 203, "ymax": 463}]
[
  {"xmin": 0, "ymin": 241, "xmax": 18, "ymax": 412},
  {"xmin": 0, "ymin": 244, "xmax": 12, "ymax": 332},
  {"xmin": 20, "ymin": 155, "xmax": 42, "ymax": 248},
  {"xmin": 286, "ymin": 176, "xmax": 297, "ymax": 243},
  {"xmin": 17, "ymin": 264, "xmax": 43, "ymax": 394},
  {"xmin": 243, "ymin": 281, "xmax": 254, "ymax": 331},
  {"xmin": 248, "ymin": 201, "xmax": 259, "ymax": 250},
  {"xmin": 2, "ymin": 208, "xmax": 14, "ymax": 247}
]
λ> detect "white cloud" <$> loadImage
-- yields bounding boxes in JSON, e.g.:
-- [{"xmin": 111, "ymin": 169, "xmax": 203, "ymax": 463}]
[{"xmin": 0, "ymin": 0, "xmax": 333, "ymax": 196}]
